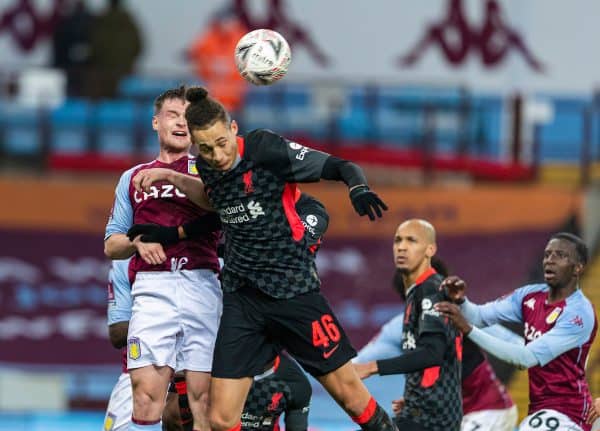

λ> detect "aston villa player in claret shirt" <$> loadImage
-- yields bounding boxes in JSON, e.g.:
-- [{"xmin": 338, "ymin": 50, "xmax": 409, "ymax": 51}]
[
  {"xmin": 437, "ymin": 232, "xmax": 597, "ymax": 431},
  {"xmin": 104, "ymin": 86, "xmax": 221, "ymax": 431},
  {"xmin": 131, "ymin": 86, "xmax": 397, "ymax": 431}
]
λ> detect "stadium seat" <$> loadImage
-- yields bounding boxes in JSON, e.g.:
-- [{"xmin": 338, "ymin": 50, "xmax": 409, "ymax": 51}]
[
  {"xmin": 0, "ymin": 102, "xmax": 42, "ymax": 156},
  {"xmin": 140, "ymin": 104, "xmax": 158, "ymax": 156},
  {"xmin": 280, "ymin": 84, "xmax": 327, "ymax": 138},
  {"xmin": 50, "ymin": 99, "xmax": 93, "ymax": 154},
  {"xmin": 335, "ymin": 86, "xmax": 371, "ymax": 142},
  {"xmin": 118, "ymin": 75, "xmax": 195, "ymax": 102},
  {"xmin": 537, "ymin": 97, "xmax": 586, "ymax": 162},
  {"xmin": 94, "ymin": 100, "xmax": 139, "ymax": 155},
  {"xmin": 240, "ymin": 85, "xmax": 280, "ymax": 132}
]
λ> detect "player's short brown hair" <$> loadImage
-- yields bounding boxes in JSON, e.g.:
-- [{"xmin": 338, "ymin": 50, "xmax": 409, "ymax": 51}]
[{"xmin": 153, "ymin": 85, "xmax": 187, "ymax": 114}]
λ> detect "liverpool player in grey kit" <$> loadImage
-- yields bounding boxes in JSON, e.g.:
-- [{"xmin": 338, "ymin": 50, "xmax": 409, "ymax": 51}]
[
  {"xmin": 353, "ymin": 219, "xmax": 462, "ymax": 431},
  {"xmin": 132, "ymin": 87, "xmax": 394, "ymax": 431}
]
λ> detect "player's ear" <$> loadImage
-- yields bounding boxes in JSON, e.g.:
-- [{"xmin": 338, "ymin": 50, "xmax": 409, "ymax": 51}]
[
  {"xmin": 230, "ymin": 120, "xmax": 238, "ymax": 135},
  {"xmin": 574, "ymin": 262, "xmax": 585, "ymax": 278},
  {"xmin": 425, "ymin": 243, "xmax": 437, "ymax": 258},
  {"xmin": 152, "ymin": 115, "xmax": 158, "ymax": 131}
]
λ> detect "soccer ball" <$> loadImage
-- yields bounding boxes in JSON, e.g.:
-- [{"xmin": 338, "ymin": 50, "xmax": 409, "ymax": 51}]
[{"xmin": 234, "ymin": 29, "xmax": 291, "ymax": 86}]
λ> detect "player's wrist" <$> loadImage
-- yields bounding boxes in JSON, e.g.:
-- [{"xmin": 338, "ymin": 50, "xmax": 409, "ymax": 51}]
[
  {"xmin": 349, "ymin": 184, "xmax": 368, "ymax": 193},
  {"xmin": 177, "ymin": 225, "xmax": 186, "ymax": 240}
]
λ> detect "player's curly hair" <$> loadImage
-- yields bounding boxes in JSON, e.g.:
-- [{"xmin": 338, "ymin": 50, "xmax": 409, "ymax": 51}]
[
  {"xmin": 550, "ymin": 232, "xmax": 588, "ymax": 265},
  {"xmin": 153, "ymin": 85, "xmax": 187, "ymax": 114},
  {"xmin": 185, "ymin": 86, "xmax": 231, "ymax": 131}
]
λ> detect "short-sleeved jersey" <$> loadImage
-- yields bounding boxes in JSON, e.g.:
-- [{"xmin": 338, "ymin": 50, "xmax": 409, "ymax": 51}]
[
  {"xmin": 106, "ymin": 258, "xmax": 132, "ymax": 375},
  {"xmin": 105, "ymin": 155, "xmax": 220, "ymax": 274},
  {"xmin": 399, "ymin": 269, "xmax": 462, "ymax": 431},
  {"xmin": 107, "ymin": 258, "xmax": 132, "ymax": 326},
  {"xmin": 242, "ymin": 354, "xmax": 311, "ymax": 431},
  {"xmin": 477, "ymin": 283, "xmax": 597, "ymax": 428},
  {"xmin": 197, "ymin": 129, "xmax": 332, "ymax": 299}
]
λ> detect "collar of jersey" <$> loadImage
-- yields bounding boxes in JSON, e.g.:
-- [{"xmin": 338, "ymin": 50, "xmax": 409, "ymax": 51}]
[{"xmin": 405, "ymin": 267, "xmax": 437, "ymax": 297}]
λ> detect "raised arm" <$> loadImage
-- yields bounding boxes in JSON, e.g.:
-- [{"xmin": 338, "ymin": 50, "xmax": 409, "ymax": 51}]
[{"xmin": 247, "ymin": 129, "xmax": 387, "ymax": 220}]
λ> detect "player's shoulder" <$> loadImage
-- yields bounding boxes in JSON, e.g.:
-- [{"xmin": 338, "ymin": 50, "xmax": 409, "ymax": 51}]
[
  {"xmin": 515, "ymin": 283, "xmax": 548, "ymax": 299},
  {"xmin": 244, "ymin": 128, "xmax": 283, "ymax": 149},
  {"xmin": 419, "ymin": 273, "xmax": 444, "ymax": 295},
  {"xmin": 123, "ymin": 160, "xmax": 158, "ymax": 181},
  {"xmin": 566, "ymin": 289, "xmax": 596, "ymax": 319}
]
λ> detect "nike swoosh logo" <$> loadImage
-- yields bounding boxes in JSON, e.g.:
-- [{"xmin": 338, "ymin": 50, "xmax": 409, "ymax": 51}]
[{"xmin": 323, "ymin": 345, "xmax": 339, "ymax": 359}]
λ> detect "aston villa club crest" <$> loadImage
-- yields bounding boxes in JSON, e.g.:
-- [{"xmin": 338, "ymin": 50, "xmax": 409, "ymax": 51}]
[
  {"xmin": 546, "ymin": 307, "xmax": 563, "ymax": 324},
  {"xmin": 103, "ymin": 412, "xmax": 116, "ymax": 431},
  {"xmin": 128, "ymin": 337, "xmax": 141, "ymax": 360},
  {"xmin": 188, "ymin": 159, "xmax": 198, "ymax": 175}
]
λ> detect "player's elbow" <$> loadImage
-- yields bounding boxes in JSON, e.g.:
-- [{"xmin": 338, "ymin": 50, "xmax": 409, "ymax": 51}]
[
  {"xmin": 108, "ymin": 332, "xmax": 127, "ymax": 349},
  {"xmin": 104, "ymin": 242, "xmax": 115, "ymax": 259},
  {"xmin": 104, "ymin": 236, "xmax": 132, "ymax": 259},
  {"xmin": 104, "ymin": 238, "xmax": 118, "ymax": 259},
  {"xmin": 109, "ymin": 333, "xmax": 127, "ymax": 349}
]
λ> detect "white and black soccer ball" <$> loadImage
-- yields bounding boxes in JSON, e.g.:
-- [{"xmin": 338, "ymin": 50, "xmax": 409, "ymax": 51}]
[{"xmin": 234, "ymin": 29, "xmax": 291, "ymax": 86}]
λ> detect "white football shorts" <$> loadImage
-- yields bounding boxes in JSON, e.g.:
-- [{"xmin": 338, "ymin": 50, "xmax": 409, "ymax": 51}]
[{"xmin": 127, "ymin": 269, "xmax": 222, "ymax": 372}]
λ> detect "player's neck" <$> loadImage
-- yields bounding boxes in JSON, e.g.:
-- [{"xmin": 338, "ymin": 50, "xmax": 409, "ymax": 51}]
[
  {"xmin": 547, "ymin": 282, "xmax": 578, "ymax": 304},
  {"xmin": 404, "ymin": 263, "xmax": 433, "ymax": 289},
  {"xmin": 157, "ymin": 148, "xmax": 189, "ymax": 164}
]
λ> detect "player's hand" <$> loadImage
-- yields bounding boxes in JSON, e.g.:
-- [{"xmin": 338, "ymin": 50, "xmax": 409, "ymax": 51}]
[
  {"xmin": 132, "ymin": 236, "xmax": 168, "ymax": 265},
  {"xmin": 133, "ymin": 168, "xmax": 173, "ymax": 193},
  {"xmin": 349, "ymin": 185, "xmax": 388, "ymax": 221},
  {"xmin": 391, "ymin": 398, "xmax": 405, "ymax": 415},
  {"xmin": 441, "ymin": 275, "xmax": 467, "ymax": 304},
  {"xmin": 586, "ymin": 397, "xmax": 600, "ymax": 424},
  {"xmin": 353, "ymin": 361, "xmax": 377, "ymax": 379},
  {"xmin": 127, "ymin": 223, "xmax": 179, "ymax": 246},
  {"xmin": 435, "ymin": 301, "xmax": 472, "ymax": 334}
]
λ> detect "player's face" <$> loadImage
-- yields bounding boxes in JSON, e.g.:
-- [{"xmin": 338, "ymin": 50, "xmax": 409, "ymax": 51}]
[
  {"xmin": 543, "ymin": 238, "xmax": 582, "ymax": 288},
  {"xmin": 192, "ymin": 120, "xmax": 239, "ymax": 171},
  {"xmin": 153, "ymin": 98, "xmax": 191, "ymax": 152},
  {"xmin": 393, "ymin": 221, "xmax": 435, "ymax": 276}
]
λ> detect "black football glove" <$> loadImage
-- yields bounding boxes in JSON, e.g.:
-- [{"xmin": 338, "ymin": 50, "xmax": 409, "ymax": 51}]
[
  {"xmin": 349, "ymin": 185, "xmax": 388, "ymax": 221},
  {"xmin": 127, "ymin": 223, "xmax": 179, "ymax": 246},
  {"xmin": 182, "ymin": 213, "xmax": 222, "ymax": 239}
]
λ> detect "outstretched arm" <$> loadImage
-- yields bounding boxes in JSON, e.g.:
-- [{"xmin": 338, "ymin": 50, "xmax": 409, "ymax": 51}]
[
  {"xmin": 321, "ymin": 156, "xmax": 388, "ymax": 220},
  {"xmin": 438, "ymin": 301, "xmax": 594, "ymax": 369},
  {"xmin": 354, "ymin": 332, "xmax": 446, "ymax": 378},
  {"xmin": 247, "ymin": 129, "xmax": 388, "ymax": 220}
]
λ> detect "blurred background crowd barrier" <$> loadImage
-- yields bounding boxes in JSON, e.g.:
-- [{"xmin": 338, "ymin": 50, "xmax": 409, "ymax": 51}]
[{"xmin": 1, "ymin": 0, "xmax": 599, "ymax": 430}]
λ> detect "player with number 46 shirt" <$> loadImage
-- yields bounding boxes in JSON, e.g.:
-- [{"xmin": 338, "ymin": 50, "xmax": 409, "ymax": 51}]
[{"xmin": 132, "ymin": 87, "xmax": 396, "ymax": 431}]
